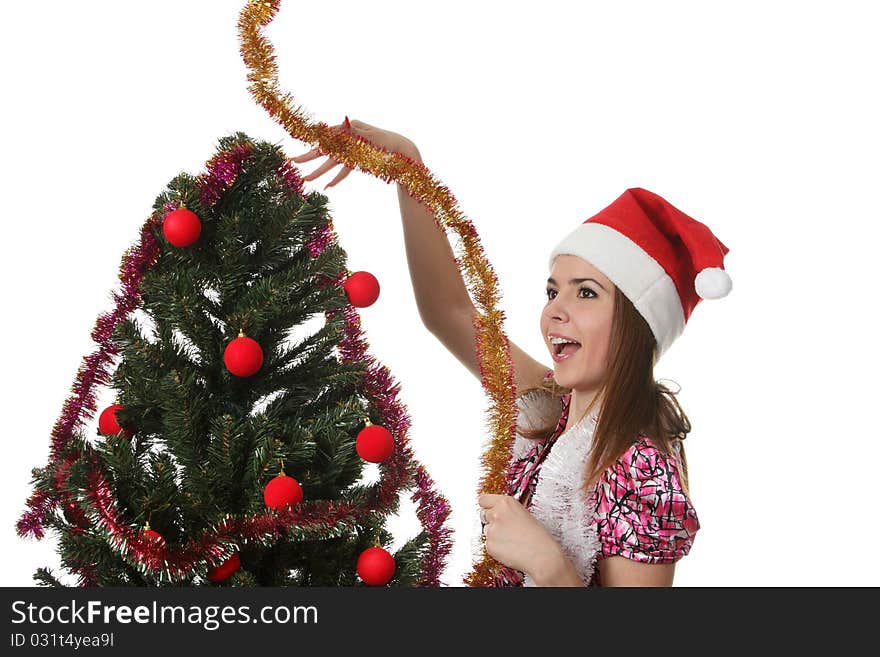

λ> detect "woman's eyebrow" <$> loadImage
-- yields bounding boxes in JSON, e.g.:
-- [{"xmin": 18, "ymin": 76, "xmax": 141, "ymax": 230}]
[{"xmin": 546, "ymin": 277, "xmax": 607, "ymax": 292}]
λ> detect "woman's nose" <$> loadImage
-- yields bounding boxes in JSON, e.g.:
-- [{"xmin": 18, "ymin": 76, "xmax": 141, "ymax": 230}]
[{"xmin": 545, "ymin": 297, "xmax": 568, "ymax": 320}]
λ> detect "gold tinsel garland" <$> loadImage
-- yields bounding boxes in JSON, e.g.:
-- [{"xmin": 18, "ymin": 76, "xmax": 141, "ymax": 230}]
[{"xmin": 237, "ymin": 0, "xmax": 517, "ymax": 585}]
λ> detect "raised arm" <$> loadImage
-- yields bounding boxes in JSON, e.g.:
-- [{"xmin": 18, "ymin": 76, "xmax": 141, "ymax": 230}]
[{"xmin": 292, "ymin": 118, "xmax": 551, "ymax": 392}]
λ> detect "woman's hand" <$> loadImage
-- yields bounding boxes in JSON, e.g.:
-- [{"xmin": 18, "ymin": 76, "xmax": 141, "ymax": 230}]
[
  {"xmin": 291, "ymin": 118, "xmax": 420, "ymax": 189},
  {"xmin": 478, "ymin": 493, "xmax": 565, "ymax": 578}
]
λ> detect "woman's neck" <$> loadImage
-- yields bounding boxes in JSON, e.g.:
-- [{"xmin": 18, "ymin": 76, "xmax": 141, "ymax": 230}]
[{"xmin": 565, "ymin": 388, "xmax": 602, "ymax": 432}]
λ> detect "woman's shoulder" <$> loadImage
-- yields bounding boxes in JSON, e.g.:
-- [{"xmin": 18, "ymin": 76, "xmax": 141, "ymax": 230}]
[
  {"xmin": 510, "ymin": 374, "xmax": 566, "ymax": 460},
  {"xmin": 513, "ymin": 372, "xmax": 565, "ymax": 432},
  {"xmin": 592, "ymin": 435, "xmax": 699, "ymax": 564},
  {"xmin": 602, "ymin": 435, "xmax": 692, "ymax": 511},
  {"xmin": 615, "ymin": 435, "xmax": 684, "ymax": 477}
]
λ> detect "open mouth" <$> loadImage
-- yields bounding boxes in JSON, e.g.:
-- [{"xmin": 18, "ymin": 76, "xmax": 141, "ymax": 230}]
[{"xmin": 552, "ymin": 341, "xmax": 582, "ymax": 357}]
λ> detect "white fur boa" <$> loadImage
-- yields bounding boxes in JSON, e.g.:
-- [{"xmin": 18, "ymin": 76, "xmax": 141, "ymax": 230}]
[{"xmin": 516, "ymin": 390, "xmax": 601, "ymax": 587}]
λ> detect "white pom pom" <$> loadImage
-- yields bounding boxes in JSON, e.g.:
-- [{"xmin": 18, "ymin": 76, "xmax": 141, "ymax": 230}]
[{"xmin": 694, "ymin": 267, "xmax": 732, "ymax": 299}]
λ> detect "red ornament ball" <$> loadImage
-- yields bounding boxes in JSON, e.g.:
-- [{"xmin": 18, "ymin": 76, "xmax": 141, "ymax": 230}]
[
  {"xmin": 224, "ymin": 334, "xmax": 263, "ymax": 377},
  {"xmin": 263, "ymin": 474, "xmax": 304, "ymax": 510},
  {"xmin": 207, "ymin": 552, "xmax": 240, "ymax": 583},
  {"xmin": 357, "ymin": 546, "xmax": 396, "ymax": 586},
  {"xmin": 162, "ymin": 207, "xmax": 202, "ymax": 247},
  {"xmin": 343, "ymin": 271, "xmax": 380, "ymax": 308},
  {"xmin": 98, "ymin": 404, "xmax": 132, "ymax": 438},
  {"xmin": 356, "ymin": 425, "xmax": 395, "ymax": 463},
  {"xmin": 142, "ymin": 528, "xmax": 165, "ymax": 547}
]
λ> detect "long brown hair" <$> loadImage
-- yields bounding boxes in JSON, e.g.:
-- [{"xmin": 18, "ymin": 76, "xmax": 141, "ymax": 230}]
[{"xmin": 518, "ymin": 286, "xmax": 693, "ymax": 496}]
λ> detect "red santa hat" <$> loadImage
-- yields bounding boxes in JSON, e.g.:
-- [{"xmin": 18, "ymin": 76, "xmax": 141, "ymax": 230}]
[{"xmin": 549, "ymin": 187, "xmax": 731, "ymax": 361}]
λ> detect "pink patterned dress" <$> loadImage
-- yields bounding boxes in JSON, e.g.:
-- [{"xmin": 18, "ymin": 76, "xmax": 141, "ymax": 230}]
[{"xmin": 490, "ymin": 385, "xmax": 700, "ymax": 587}]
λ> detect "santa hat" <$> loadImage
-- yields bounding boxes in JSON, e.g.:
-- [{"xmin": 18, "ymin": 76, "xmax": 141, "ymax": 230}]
[{"xmin": 548, "ymin": 187, "xmax": 731, "ymax": 361}]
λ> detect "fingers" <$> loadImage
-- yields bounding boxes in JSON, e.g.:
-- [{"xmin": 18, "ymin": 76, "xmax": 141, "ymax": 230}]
[
  {"xmin": 478, "ymin": 493, "xmax": 503, "ymax": 508},
  {"xmin": 324, "ymin": 165, "xmax": 353, "ymax": 189},
  {"xmin": 301, "ymin": 156, "xmax": 341, "ymax": 182},
  {"xmin": 292, "ymin": 120, "xmax": 352, "ymax": 159},
  {"xmin": 290, "ymin": 147, "xmax": 324, "ymax": 163},
  {"xmin": 291, "ymin": 119, "xmax": 355, "ymax": 184}
]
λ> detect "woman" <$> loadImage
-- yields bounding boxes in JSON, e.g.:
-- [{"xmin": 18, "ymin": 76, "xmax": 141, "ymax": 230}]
[{"xmin": 292, "ymin": 118, "xmax": 732, "ymax": 586}]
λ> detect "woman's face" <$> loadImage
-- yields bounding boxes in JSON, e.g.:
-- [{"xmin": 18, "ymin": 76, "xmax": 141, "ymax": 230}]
[{"xmin": 540, "ymin": 255, "xmax": 616, "ymax": 391}]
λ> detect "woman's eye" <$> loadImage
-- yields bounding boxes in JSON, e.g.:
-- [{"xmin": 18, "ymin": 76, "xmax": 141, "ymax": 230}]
[{"xmin": 545, "ymin": 287, "xmax": 596, "ymax": 300}]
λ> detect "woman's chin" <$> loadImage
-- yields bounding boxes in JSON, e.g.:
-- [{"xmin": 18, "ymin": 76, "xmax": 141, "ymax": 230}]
[
  {"xmin": 551, "ymin": 364, "xmax": 571, "ymax": 384},
  {"xmin": 551, "ymin": 353, "xmax": 588, "ymax": 385}
]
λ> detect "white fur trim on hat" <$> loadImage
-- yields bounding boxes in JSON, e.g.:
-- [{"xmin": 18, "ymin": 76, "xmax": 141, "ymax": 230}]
[{"xmin": 549, "ymin": 223, "xmax": 685, "ymax": 360}]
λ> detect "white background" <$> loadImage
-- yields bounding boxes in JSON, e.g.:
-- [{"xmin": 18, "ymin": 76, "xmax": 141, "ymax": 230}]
[{"xmin": 1, "ymin": 0, "xmax": 878, "ymax": 586}]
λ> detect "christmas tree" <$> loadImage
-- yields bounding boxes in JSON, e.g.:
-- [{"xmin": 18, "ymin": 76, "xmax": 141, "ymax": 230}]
[{"xmin": 17, "ymin": 132, "xmax": 452, "ymax": 586}]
